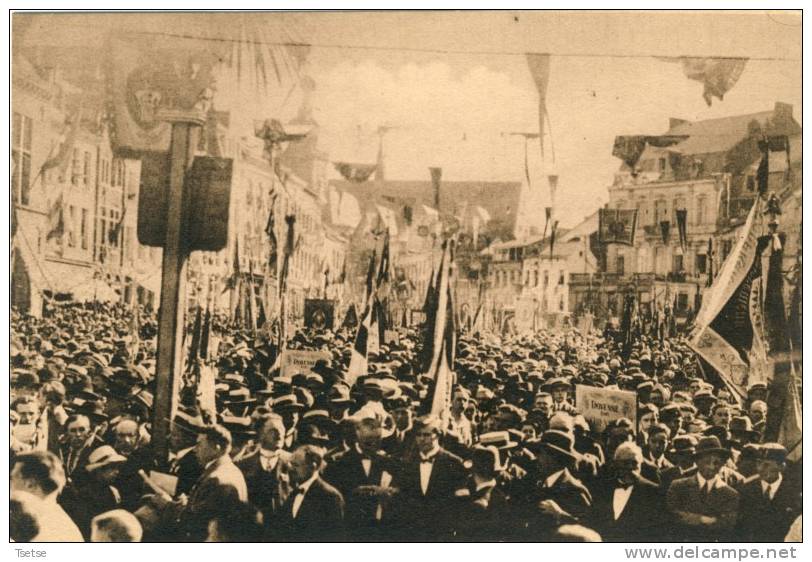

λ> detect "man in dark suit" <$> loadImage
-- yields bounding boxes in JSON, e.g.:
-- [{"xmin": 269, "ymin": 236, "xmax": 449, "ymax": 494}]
[
  {"xmin": 519, "ymin": 429, "xmax": 593, "ymax": 540},
  {"xmin": 272, "ymin": 444, "xmax": 345, "ymax": 541},
  {"xmin": 390, "ymin": 415, "xmax": 467, "ymax": 541},
  {"xmin": 660, "ymin": 434, "xmax": 698, "ymax": 494},
  {"xmin": 324, "ymin": 414, "xmax": 397, "ymax": 540},
  {"xmin": 589, "ymin": 441, "xmax": 663, "ymax": 542},
  {"xmin": 177, "ymin": 424, "xmax": 248, "ymax": 541},
  {"xmin": 451, "ymin": 445, "xmax": 510, "ymax": 541},
  {"xmin": 666, "ymin": 436, "xmax": 740, "ymax": 542},
  {"xmin": 236, "ymin": 414, "xmax": 292, "ymax": 524},
  {"xmin": 736, "ymin": 443, "xmax": 801, "ymax": 542}
]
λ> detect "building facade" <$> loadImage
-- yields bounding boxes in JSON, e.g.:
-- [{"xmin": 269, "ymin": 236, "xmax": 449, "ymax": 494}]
[{"xmin": 11, "ymin": 55, "xmax": 162, "ymax": 316}]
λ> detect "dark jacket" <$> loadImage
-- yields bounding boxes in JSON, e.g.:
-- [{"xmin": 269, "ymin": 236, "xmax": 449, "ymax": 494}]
[
  {"xmin": 519, "ymin": 467, "xmax": 593, "ymax": 540},
  {"xmin": 450, "ymin": 479, "xmax": 511, "ymax": 541},
  {"xmin": 588, "ymin": 473, "xmax": 664, "ymax": 542},
  {"xmin": 178, "ymin": 454, "xmax": 249, "ymax": 541},
  {"xmin": 666, "ymin": 474, "xmax": 740, "ymax": 542},
  {"xmin": 236, "ymin": 449, "xmax": 292, "ymax": 521},
  {"xmin": 323, "ymin": 447, "xmax": 395, "ymax": 539},
  {"xmin": 272, "ymin": 475, "xmax": 345, "ymax": 541},
  {"xmin": 390, "ymin": 448, "xmax": 467, "ymax": 540},
  {"xmin": 736, "ymin": 475, "xmax": 801, "ymax": 542}
]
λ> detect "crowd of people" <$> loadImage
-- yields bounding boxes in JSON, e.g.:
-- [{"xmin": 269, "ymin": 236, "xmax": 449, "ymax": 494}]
[{"xmin": 9, "ymin": 301, "xmax": 802, "ymax": 543}]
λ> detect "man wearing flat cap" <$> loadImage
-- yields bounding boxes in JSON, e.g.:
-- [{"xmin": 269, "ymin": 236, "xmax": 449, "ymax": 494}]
[
  {"xmin": 736, "ymin": 443, "xmax": 801, "ymax": 541},
  {"xmin": 666, "ymin": 436, "xmax": 740, "ymax": 541}
]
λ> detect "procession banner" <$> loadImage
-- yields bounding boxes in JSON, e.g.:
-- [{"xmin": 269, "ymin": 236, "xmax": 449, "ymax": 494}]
[
  {"xmin": 598, "ymin": 208, "xmax": 638, "ymax": 246},
  {"xmin": 280, "ymin": 350, "xmax": 331, "ymax": 378},
  {"xmin": 304, "ymin": 299, "xmax": 336, "ymax": 330},
  {"xmin": 575, "ymin": 385, "xmax": 637, "ymax": 433},
  {"xmin": 688, "ymin": 198, "xmax": 769, "ymax": 401}
]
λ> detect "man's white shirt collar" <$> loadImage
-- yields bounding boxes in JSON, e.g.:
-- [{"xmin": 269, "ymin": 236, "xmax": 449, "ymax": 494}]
[
  {"xmin": 761, "ymin": 474, "xmax": 783, "ymax": 499},
  {"xmin": 544, "ymin": 469, "xmax": 566, "ymax": 488}
]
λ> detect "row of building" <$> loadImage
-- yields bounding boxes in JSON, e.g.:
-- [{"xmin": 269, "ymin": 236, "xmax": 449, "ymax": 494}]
[{"xmin": 12, "ymin": 46, "xmax": 801, "ymax": 335}]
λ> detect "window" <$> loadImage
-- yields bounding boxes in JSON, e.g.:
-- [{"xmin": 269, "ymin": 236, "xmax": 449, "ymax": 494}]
[
  {"xmin": 83, "ymin": 152, "xmax": 91, "ymax": 188},
  {"xmin": 558, "ymin": 270, "xmax": 565, "ymax": 285},
  {"xmin": 696, "ymin": 197, "xmax": 706, "ymax": 225},
  {"xmin": 673, "ymin": 254, "xmax": 684, "ymax": 272},
  {"xmin": 673, "ymin": 198, "xmax": 686, "ymax": 222},
  {"xmin": 659, "ymin": 157, "xmax": 667, "ymax": 172},
  {"xmin": 559, "ymin": 297, "xmax": 565, "ymax": 311},
  {"xmin": 747, "ymin": 175, "xmax": 756, "ymax": 192},
  {"xmin": 534, "ymin": 271, "xmax": 539, "ymax": 287},
  {"xmin": 696, "ymin": 253, "xmax": 707, "ymax": 274},
  {"xmin": 68, "ymin": 205, "xmax": 76, "ymax": 248},
  {"xmin": 677, "ymin": 293, "xmax": 689, "ymax": 312},
  {"xmin": 80, "ymin": 208, "xmax": 88, "ymax": 249},
  {"xmin": 654, "ymin": 200, "xmax": 668, "ymax": 224},
  {"xmin": 543, "ymin": 271, "xmax": 549, "ymax": 287},
  {"xmin": 11, "ymin": 112, "xmax": 33, "ymax": 206},
  {"xmin": 616, "ymin": 256, "xmax": 625, "ymax": 276},
  {"xmin": 71, "ymin": 149, "xmax": 81, "ymax": 185}
]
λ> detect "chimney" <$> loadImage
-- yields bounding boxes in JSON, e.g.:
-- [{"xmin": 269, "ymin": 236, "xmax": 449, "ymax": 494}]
[{"xmin": 669, "ymin": 117, "xmax": 689, "ymax": 130}]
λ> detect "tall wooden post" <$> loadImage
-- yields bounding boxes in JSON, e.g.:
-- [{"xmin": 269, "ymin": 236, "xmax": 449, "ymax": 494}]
[{"xmin": 152, "ymin": 120, "xmax": 201, "ymax": 470}]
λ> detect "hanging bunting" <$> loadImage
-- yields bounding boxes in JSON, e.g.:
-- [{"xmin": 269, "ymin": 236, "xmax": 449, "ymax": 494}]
[
  {"xmin": 675, "ymin": 209, "xmax": 688, "ymax": 253},
  {"xmin": 333, "ymin": 161, "xmax": 377, "ymax": 183},
  {"xmin": 525, "ymin": 53, "xmax": 551, "ymax": 160},
  {"xmin": 549, "ymin": 220, "xmax": 559, "ymax": 259},
  {"xmin": 664, "ymin": 56, "xmax": 748, "ymax": 106},
  {"xmin": 598, "ymin": 208, "xmax": 638, "ymax": 246},
  {"xmin": 659, "ymin": 220, "xmax": 671, "ymax": 245},
  {"xmin": 547, "ymin": 175, "xmax": 558, "ymax": 217}
]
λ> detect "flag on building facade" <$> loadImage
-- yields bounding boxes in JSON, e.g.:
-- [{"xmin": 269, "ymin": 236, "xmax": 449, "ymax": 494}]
[
  {"xmin": 598, "ymin": 208, "xmax": 638, "ymax": 246},
  {"xmin": 108, "ymin": 207, "xmax": 127, "ymax": 245},
  {"xmin": 46, "ymin": 194, "xmax": 66, "ymax": 242},
  {"xmin": 40, "ymin": 107, "xmax": 83, "ymax": 178},
  {"xmin": 688, "ymin": 198, "xmax": 770, "ymax": 401},
  {"xmin": 676, "ymin": 209, "xmax": 688, "ymax": 252},
  {"xmin": 659, "ymin": 220, "xmax": 671, "ymax": 245}
]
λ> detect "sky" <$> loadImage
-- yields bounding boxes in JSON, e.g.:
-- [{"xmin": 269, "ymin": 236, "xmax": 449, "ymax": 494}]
[
  {"xmin": 15, "ymin": 11, "xmax": 801, "ymax": 228},
  {"xmin": 295, "ymin": 11, "xmax": 801, "ymax": 227}
]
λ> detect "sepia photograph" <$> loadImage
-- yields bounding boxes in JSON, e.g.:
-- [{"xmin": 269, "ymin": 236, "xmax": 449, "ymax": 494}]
[{"xmin": 7, "ymin": 7, "xmax": 803, "ymax": 548}]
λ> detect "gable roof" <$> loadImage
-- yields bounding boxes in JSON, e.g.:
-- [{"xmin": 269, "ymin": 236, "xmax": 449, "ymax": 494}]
[
  {"xmin": 329, "ymin": 178, "xmax": 523, "ymax": 239},
  {"xmin": 665, "ymin": 104, "xmax": 801, "ymax": 156}
]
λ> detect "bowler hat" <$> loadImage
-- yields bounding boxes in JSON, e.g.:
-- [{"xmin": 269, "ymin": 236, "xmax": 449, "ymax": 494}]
[
  {"xmin": 668, "ymin": 434, "xmax": 698, "ymax": 456},
  {"xmin": 693, "ymin": 436, "xmax": 730, "ymax": 460},
  {"xmin": 539, "ymin": 430, "xmax": 578, "ymax": 461}
]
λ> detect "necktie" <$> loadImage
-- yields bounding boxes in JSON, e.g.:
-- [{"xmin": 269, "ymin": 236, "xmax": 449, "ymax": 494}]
[
  {"xmin": 763, "ymin": 484, "xmax": 772, "ymax": 501},
  {"xmin": 702, "ymin": 482, "xmax": 711, "ymax": 501},
  {"xmin": 420, "ymin": 453, "xmax": 436, "ymax": 464}
]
